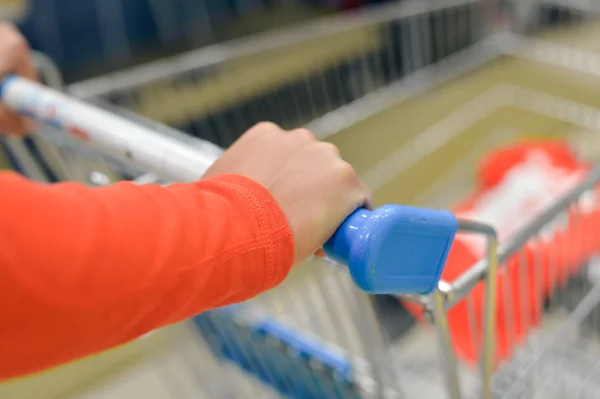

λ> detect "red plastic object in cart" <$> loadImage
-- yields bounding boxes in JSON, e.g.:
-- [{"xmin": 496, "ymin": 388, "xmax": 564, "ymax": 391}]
[{"xmin": 402, "ymin": 140, "xmax": 600, "ymax": 366}]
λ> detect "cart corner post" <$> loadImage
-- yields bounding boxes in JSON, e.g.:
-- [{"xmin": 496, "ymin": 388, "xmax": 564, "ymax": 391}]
[{"xmin": 429, "ymin": 219, "xmax": 499, "ymax": 399}]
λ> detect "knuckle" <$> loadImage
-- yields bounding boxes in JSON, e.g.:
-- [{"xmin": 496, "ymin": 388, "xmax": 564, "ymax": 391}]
[
  {"xmin": 317, "ymin": 141, "xmax": 340, "ymax": 156},
  {"xmin": 253, "ymin": 121, "xmax": 280, "ymax": 133},
  {"xmin": 291, "ymin": 128, "xmax": 315, "ymax": 141},
  {"xmin": 245, "ymin": 121, "xmax": 281, "ymax": 139},
  {"xmin": 338, "ymin": 161, "xmax": 358, "ymax": 181},
  {"xmin": 6, "ymin": 42, "xmax": 28, "ymax": 61},
  {"xmin": 0, "ymin": 22, "xmax": 17, "ymax": 34},
  {"xmin": 3, "ymin": 29, "xmax": 26, "ymax": 50}
]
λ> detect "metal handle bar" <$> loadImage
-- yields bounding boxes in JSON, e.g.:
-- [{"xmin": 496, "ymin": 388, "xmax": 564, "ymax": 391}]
[
  {"xmin": 1, "ymin": 75, "xmax": 217, "ymax": 182},
  {"xmin": 0, "ymin": 76, "xmax": 458, "ymax": 294}
]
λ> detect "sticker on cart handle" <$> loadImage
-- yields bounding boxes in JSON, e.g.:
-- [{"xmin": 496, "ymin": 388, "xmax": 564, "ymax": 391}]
[{"xmin": 69, "ymin": 126, "xmax": 89, "ymax": 141}]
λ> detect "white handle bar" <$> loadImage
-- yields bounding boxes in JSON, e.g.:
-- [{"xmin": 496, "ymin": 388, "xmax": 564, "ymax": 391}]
[{"xmin": 0, "ymin": 75, "xmax": 220, "ymax": 183}]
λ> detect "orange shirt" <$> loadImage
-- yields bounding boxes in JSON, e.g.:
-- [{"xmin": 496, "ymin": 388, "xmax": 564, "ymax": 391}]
[{"xmin": 0, "ymin": 171, "xmax": 294, "ymax": 381}]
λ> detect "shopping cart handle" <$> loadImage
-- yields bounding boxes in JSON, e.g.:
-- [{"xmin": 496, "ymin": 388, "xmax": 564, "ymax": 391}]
[
  {"xmin": 0, "ymin": 76, "xmax": 218, "ymax": 182},
  {"xmin": 324, "ymin": 205, "xmax": 458, "ymax": 294},
  {"xmin": 1, "ymin": 76, "xmax": 457, "ymax": 295}
]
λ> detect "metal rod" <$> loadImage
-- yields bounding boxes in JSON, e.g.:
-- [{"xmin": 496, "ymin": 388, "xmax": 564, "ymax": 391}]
[
  {"xmin": 502, "ymin": 280, "xmax": 600, "ymax": 397},
  {"xmin": 480, "ymin": 232, "xmax": 499, "ymax": 399},
  {"xmin": 308, "ymin": 36, "xmax": 501, "ymax": 140},
  {"xmin": 430, "ymin": 289, "xmax": 462, "ymax": 399},
  {"xmin": 67, "ymin": 0, "xmax": 482, "ymax": 99}
]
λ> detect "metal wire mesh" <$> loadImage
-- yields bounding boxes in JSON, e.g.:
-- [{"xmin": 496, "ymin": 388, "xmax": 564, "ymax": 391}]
[
  {"xmin": 66, "ymin": 0, "xmax": 488, "ymax": 148},
  {"xmin": 13, "ymin": 0, "xmax": 329, "ymax": 83}
]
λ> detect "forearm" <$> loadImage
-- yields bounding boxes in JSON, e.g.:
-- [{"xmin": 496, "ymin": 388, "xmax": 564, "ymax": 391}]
[{"xmin": 0, "ymin": 172, "xmax": 294, "ymax": 380}]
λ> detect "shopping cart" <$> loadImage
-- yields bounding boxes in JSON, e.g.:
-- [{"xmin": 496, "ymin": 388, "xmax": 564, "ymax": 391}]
[{"xmin": 5, "ymin": 0, "xmax": 600, "ymax": 398}]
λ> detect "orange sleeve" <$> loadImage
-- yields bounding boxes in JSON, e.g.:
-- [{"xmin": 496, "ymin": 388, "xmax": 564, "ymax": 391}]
[{"xmin": 0, "ymin": 171, "xmax": 294, "ymax": 381}]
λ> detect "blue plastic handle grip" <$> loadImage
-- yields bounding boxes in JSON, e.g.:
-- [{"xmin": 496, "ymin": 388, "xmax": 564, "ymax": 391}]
[{"xmin": 324, "ymin": 205, "xmax": 458, "ymax": 295}]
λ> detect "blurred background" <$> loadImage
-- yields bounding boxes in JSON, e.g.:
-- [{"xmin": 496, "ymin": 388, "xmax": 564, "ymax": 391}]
[{"xmin": 4, "ymin": 0, "xmax": 600, "ymax": 398}]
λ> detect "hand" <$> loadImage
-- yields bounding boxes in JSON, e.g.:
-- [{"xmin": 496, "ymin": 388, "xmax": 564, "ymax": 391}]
[
  {"xmin": 0, "ymin": 22, "xmax": 37, "ymax": 136},
  {"xmin": 203, "ymin": 122, "xmax": 373, "ymax": 265}
]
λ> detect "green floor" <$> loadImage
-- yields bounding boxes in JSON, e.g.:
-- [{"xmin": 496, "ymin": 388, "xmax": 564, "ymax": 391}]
[{"xmin": 328, "ymin": 53, "xmax": 600, "ymax": 208}]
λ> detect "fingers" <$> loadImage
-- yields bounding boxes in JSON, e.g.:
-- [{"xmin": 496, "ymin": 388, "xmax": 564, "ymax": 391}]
[
  {"xmin": 0, "ymin": 23, "xmax": 36, "ymax": 79},
  {"xmin": 251, "ymin": 124, "xmax": 371, "ymax": 206},
  {"xmin": 289, "ymin": 128, "xmax": 316, "ymax": 142},
  {"xmin": 241, "ymin": 121, "xmax": 373, "ymax": 228},
  {"xmin": 0, "ymin": 105, "xmax": 34, "ymax": 136},
  {"xmin": 245, "ymin": 123, "xmax": 319, "ymax": 157},
  {"xmin": 336, "ymin": 159, "xmax": 373, "ymax": 212},
  {"xmin": 0, "ymin": 23, "xmax": 37, "ymax": 137},
  {"xmin": 360, "ymin": 179, "xmax": 374, "ymax": 210},
  {"xmin": 14, "ymin": 48, "xmax": 38, "ymax": 82}
]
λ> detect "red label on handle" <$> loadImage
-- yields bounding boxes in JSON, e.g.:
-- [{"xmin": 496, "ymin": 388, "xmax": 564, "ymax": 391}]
[{"xmin": 69, "ymin": 127, "xmax": 89, "ymax": 141}]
